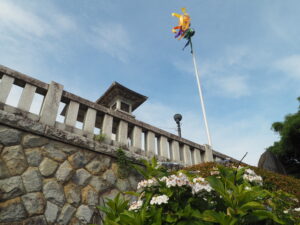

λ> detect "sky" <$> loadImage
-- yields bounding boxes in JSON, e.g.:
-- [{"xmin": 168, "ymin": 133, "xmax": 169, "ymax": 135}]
[{"xmin": 1, "ymin": 0, "xmax": 300, "ymax": 166}]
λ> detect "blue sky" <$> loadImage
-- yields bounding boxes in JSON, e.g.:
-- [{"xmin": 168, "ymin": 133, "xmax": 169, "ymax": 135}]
[{"xmin": 1, "ymin": 0, "xmax": 300, "ymax": 165}]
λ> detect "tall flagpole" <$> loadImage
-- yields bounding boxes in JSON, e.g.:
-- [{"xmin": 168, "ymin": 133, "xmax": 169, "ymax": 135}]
[{"xmin": 190, "ymin": 39, "xmax": 212, "ymax": 146}]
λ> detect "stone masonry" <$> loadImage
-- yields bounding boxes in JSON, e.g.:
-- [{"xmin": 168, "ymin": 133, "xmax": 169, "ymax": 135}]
[{"xmin": 0, "ymin": 124, "xmax": 141, "ymax": 225}]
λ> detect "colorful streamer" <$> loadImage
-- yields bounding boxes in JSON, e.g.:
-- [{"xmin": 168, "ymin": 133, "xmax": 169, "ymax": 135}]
[
  {"xmin": 172, "ymin": 8, "xmax": 195, "ymax": 51},
  {"xmin": 172, "ymin": 8, "xmax": 191, "ymax": 40}
]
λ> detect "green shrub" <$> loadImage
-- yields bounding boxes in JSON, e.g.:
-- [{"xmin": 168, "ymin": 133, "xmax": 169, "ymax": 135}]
[
  {"xmin": 98, "ymin": 159, "xmax": 300, "ymax": 224},
  {"xmin": 187, "ymin": 162, "xmax": 300, "ymax": 206}
]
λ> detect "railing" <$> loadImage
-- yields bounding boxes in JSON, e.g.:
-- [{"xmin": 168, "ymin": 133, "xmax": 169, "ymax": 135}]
[{"xmin": 0, "ymin": 65, "xmax": 232, "ymax": 165}]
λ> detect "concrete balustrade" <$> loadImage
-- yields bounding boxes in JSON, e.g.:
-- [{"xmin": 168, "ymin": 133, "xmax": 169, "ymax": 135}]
[
  {"xmin": 0, "ymin": 65, "xmax": 236, "ymax": 165},
  {"xmin": 193, "ymin": 149, "xmax": 202, "ymax": 164},
  {"xmin": 39, "ymin": 81, "xmax": 64, "ymax": 126},
  {"xmin": 102, "ymin": 114, "xmax": 113, "ymax": 141},
  {"xmin": 183, "ymin": 144, "xmax": 192, "ymax": 165},
  {"xmin": 159, "ymin": 136, "xmax": 169, "ymax": 158},
  {"xmin": 0, "ymin": 75, "xmax": 14, "ymax": 103},
  {"xmin": 17, "ymin": 83, "xmax": 37, "ymax": 111},
  {"xmin": 171, "ymin": 140, "xmax": 180, "ymax": 162},
  {"xmin": 132, "ymin": 126, "xmax": 142, "ymax": 149},
  {"xmin": 64, "ymin": 101, "xmax": 80, "ymax": 127},
  {"xmin": 117, "ymin": 120, "xmax": 128, "ymax": 145},
  {"xmin": 83, "ymin": 108, "xmax": 97, "ymax": 134},
  {"xmin": 146, "ymin": 131, "xmax": 156, "ymax": 155},
  {"xmin": 204, "ymin": 144, "xmax": 214, "ymax": 162}
]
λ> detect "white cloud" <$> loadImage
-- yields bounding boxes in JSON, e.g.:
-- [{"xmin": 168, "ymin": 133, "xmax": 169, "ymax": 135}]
[
  {"xmin": 275, "ymin": 55, "xmax": 300, "ymax": 79},
  {"xmin": 173, "ymin": 46, "xmax": 251, "ymax": 98},
  {"xmin": 212, "ymin": 74, "xmax": 250, "ymax": 98},
  {"xmin": 0, "ymin": 0, "xmax": 76, "ymax": 39},
  {"xmin": 89, "ymin": 23, "xmax": 132, "ymax": 62}
]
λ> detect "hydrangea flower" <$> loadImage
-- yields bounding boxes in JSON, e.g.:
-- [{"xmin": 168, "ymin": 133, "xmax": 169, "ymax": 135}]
[
  {"xmin": 190, "ymin": 176, "xmax": 212, "ymax": 194},
  {"xmin": 150, "ymin": 195, "xmax": 169, "ymax": 205},
  {"xmin": 243, "ymin": 169, "xmax": 263, "ymax": 184},
  {"xmin": 128, "ymin": 200, "xmax": 143, "ymax": 211},
  {"xmin": 159, "ymin": 173, "xmax": 190, "ymax": 188},
  {"xmin": 137, "ymin": 178, "xmax": 158, "ymax": 190}
]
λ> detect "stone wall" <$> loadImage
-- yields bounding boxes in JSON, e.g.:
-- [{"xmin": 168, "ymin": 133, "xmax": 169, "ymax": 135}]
[{"xmin": 0, "ymin": 124, "xmax": 141, "ymax": 225}]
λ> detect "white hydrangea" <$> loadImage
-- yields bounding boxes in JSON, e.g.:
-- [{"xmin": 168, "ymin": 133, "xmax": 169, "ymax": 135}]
[
  {"xmin": 128, "ymin": 200, "xmax": 143, "ymax": 211},
  {"xmin": 159, "ymin": 173, "xmax": 190, "ymax": 188},
  {"xmin": 190, "ymin": 176, "xmax": 212, "ymax": 194},
  {"xmin": 191, "ymin": 182, "xmax": 212, "ymax": 194},
  {"xmin": 245, "ymin": 169, "xmax": 256, "ymax": 175},
  {"xmin": 137, "ymin": 178, "xmax": 158, "ymax": 190},
  {"xmin": 294, "ymin": 207, "xmax": 300, "ymax": 212},
  {"xmin": 150, "ymin": 195, "xmax": 169, "ymax": 205},
  {"xmin": 243, "ymin": 169, "xmax": 263, "ymax": 184},
  {"xmin": 244, "ymin": 186, "xmax": 251, "ymax": 191}
]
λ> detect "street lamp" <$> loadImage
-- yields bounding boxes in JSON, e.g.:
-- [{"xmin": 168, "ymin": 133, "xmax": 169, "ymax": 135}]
[{"xmin": 173, "ymin": 113, "xmax": 182, "ymax": 137}]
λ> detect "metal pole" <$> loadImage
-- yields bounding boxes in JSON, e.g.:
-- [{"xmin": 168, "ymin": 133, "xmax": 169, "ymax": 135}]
[
  {"xmin": 190, "ymin": 40, "xmax": 212, "ymax": 146},
  {"xmin": 177, "ymin": 122, "xmax": 182, "ymax": 138}
]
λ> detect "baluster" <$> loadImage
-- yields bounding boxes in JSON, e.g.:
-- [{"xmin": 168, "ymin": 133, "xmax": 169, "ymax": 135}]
[
  {"xmin": 159, "ymin": 136, "xmax": 169, "ymax": 158},
  {"xmin": 39, "ymin": 81, "xmax": 63, "ymax": 126},
  {"xmin": 17, "ymin": 83, "xmax": 37, "ymax": 111},
  {"xmin": 204, "ymin": 144, "xmax": 213, "ymax": 162},
  {"xmin": 117, "ymin": 120, "xmax": 128, "ymax": 145},
  {"xmin": 132, "ymin": 126, "xmax": 142, "ymax": 149},
  {"xmin": 101, "ymin": 114, "xmax": 113, "ymax": 141},
  {"xmin": 146, "ymin": 131, "xmax": 155, "ymax": 155},
  {"xmin": 0, "ymin": 75, "xmax": 14, "ymax": 103},
  {"xmin": 193, "ymin": 149, "xmax": 202, "ymax": 164},
  {"xmin": 171, "ymin": 140, "xmax": 180, "ymax": 162},
  {"xmin": 83, "ymin": 108, "xmax": 97, "ymax": 134},
  {"xmin": 183, "ymin": 144, "xmax": 192, "ymax": 165},
  {"xmin": 64, "ymin": 101, "xmax": 80, "ymax": 127}
]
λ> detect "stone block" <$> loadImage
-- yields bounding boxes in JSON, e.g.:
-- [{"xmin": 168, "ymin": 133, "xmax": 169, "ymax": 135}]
[
  {"xmin": 21, "ymin": 167, "xmax": 42, "ymax": 193},
  {"xmin": 21, "ymin": 192, "xmax": 45, "ymax": 216},
  {"xmin": 42, "ymin": 143, "xmax": 67, "ymax": 162},
  {"xmin": 57, "ymin": 204, "xmax": 76, "ymax": 225},
  {"xmin": 22, "ymin": 215, "xmax": 47, "ymax": 225},
  {"xmin": 43, "ymin": 179, "xmax": 65, "ymax": 207},
  {"xmin": 0, "ymin": 158, "xmax": 10, "ymax": 178},
  {"xmin": 56, "ymin": 160, "xmax": 74, "ymax": 183},
  {"xmin": 64, "ymin": 182, "xmax": 81, "ymax": 207},
  {"xmin": 0, "ymin": 197, "xmax": 27, "ymax": 222},
  {"xmin": 99, "ymin": 189, "xmax": 119, "ymax": 205},
  {"xmin": 85, "ymin": 155, "xmax": 111, "ymax": 175},
  {"xmin": 89, "ymin": 176, "xmax": 110, "ymax": 192},
  {"xmin": 22, "ymin": 134, "xmax": 49, "ymax": 148},
  {"xmin": 102, "ymin": 169, "xmax": 116, "ymax": 185},
  {"xmin": 1, "ymin": 145, "xmax": 28, "ymax": 175},
  {"xmin": 72, "ymin": 168, "xmax": 92, "ymax": 186},
  {"xmin": 128, "ymin": 175, "xmax": 139, "ymax": 190},
  {"xmin": 0, "ymin": 127, "xmax": 22, "ymax": 146},
  {"xmin": 81, "ymin": 185, "xmax": 98, "ymax": 206},
  {"xmin": 0, "ymin": 176, "xmax": 25, "ymax": 200},
  {"xmin": 39, "ymin": 157, "xmax": 58, "ymax": 177},
  {"xmin": 76, "ymin": 205, "xmax": 93, "ymax": 224},
  {"xmin": 68, "ymin": 151, "xmax": 94, "ymax": 169},
  {"xmin": 45, "ymin": 201, "xmax": 60, "ymax": 224},
  {"xmin": 116, "ymin": 178, "xmax": 131, "ymax": 192},
  {"xmin": 24, "ymin": 147, "xmax": 43, "ymax": 166}
]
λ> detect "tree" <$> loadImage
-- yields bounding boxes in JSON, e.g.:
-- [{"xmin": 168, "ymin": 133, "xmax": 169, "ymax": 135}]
[{"xmin": 267, "ymin": 97, "xmax": 300, "ymax": 176}]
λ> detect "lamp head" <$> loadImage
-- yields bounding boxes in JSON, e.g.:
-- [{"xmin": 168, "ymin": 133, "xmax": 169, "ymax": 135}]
[{"xmin": 173, "ymin": 113, "xmax": 182, "ymax": 123}]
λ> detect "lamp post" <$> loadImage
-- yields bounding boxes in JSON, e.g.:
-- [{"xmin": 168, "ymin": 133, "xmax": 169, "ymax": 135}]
[{"xmin": 173, "ymin": 114, "xmax": 182, "ymax": 137}]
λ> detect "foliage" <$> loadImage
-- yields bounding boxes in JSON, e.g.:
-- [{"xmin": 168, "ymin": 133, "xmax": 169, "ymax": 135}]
[
  {"xmin": 116, "ymin": 148, "xmax": 132, "ymax": 178},
  {"xmin": 267, "ymin": 97, "xmax": 300, "ymax": 176},
  {"xmin": 94, "ymin": 133, "xmax": 106, "ymax": 143},
  {"xmin": 187, "ymin": 162, "xmax": 300, "ymax": 207},
  {"xmin": 98, "ymin": 159, "xmax": 300, "ymax": 225}
]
